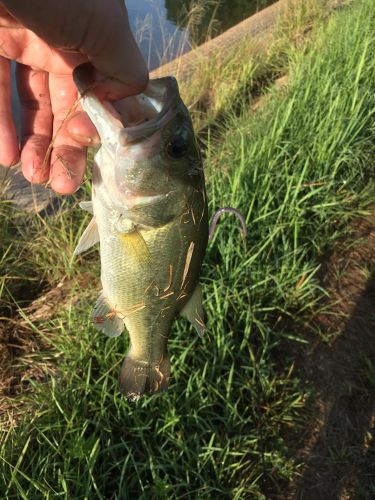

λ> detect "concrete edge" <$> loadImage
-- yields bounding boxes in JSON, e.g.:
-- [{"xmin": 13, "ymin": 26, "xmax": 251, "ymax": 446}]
[{"xmin": 150, "ymin": 0, "xmax": 289, "ymax": 80}]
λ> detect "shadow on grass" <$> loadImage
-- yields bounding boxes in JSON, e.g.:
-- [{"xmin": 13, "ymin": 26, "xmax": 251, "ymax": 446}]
[{"xmin": 289, "ymin": 214, "xmax": 375, "ymax": 499}]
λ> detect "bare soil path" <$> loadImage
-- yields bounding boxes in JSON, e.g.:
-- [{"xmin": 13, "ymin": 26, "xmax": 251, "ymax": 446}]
[{"xmin": 285, "ymin": 211, "xmax": 375, "ymax": 499}]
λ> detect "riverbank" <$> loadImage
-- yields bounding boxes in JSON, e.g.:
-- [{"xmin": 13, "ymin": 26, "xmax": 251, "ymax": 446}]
[
  {"xmin": 1, "ymin": 0, "xmax": 374, "ymax": 496},
  {"xmin": 2, "ymin": 0, "xmax": 328, "ymax": 213}
]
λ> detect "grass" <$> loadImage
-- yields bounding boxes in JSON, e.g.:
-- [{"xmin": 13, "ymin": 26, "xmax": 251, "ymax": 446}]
[
  {"xmin": 165, "ymin": 0, "xmax": 337, "ymax": 129},
  {"xmin": 0, "ymin": 0, "xmax": 374, "ymax": 497}
]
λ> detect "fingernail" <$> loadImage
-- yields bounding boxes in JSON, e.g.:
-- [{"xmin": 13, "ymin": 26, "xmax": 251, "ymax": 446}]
[
  {"xmin": 73, "ymin": 63, "xmax": 97, "ymax": 94},
  {"xmin": 70, "ymin": 132, "xmax": 99, "ymax": 146}
]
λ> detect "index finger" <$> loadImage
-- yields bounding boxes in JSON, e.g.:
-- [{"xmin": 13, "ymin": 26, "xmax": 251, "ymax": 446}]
[
  {"xmin": 48, "ymin": 73, "xmax": 87, "ymax": 194},
  {"xmin": 0, "ymin": 56, "xmax": 19, "ymax": 166}
]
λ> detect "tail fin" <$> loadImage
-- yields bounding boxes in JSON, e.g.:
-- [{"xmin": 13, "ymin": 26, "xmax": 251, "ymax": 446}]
[{"xmin": 118, "ymin": 354, "xmax": 170, "ymax": 401}]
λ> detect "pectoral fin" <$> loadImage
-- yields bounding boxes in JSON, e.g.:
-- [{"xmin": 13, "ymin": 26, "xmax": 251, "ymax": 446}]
[
  {"xmin": 118, "ymin": 228, "xmax": 152, "ymax": 267},
  {"xmin": 73, "ymin": 217, "xmax": 99, "ymax": 256},
  {"xmin": 180, "ymin": 284, "xmax": 206, "ymax": 337},
  {"xmin": 92, "ymin": 292, "xmax": 125, "ymax": 337}
]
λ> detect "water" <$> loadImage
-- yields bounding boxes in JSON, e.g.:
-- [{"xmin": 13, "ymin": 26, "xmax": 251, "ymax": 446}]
[
  {"xmin": 127, "ymin": 0, "xmax": 191, "ymax": 70},
  {"xmin": 128, "ymin": 0, "xmax": 275, "ymax": 70},
  {"xmin": 11, "ymin": 0, "xmax": 274, "ymax": 128}
]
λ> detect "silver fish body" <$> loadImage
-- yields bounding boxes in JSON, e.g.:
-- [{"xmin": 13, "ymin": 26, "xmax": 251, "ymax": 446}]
[{"xmin": 73, "ymin": 65, "xmax": 208, "ymax": 400}]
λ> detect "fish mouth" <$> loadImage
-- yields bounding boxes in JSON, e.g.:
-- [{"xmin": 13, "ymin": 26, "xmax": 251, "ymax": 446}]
[
  {"xmin": 114, "ymin": 78, "xmax": 180, "ymax": 144},
  {"xmin": 73, "ymin": 63, "xmax": 180, "ymax": 146}
]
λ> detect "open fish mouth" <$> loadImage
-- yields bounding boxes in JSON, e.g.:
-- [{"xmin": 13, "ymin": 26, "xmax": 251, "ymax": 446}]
[
  {"xmin": 73, "ymin": 63, "xmax": 180, "ymax": 146},
  {"xmin": 73, "ymin": 64, "xmax": 183, "ymax": 208},
  {"xmin": 113, "ymin": 77, "xmax": 180, "ymax": 146}
]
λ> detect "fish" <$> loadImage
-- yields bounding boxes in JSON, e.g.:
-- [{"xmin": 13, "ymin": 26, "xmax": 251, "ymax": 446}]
[{"xmin": 73, "ymin": 63, "xmax": 208, "ymax": 401}]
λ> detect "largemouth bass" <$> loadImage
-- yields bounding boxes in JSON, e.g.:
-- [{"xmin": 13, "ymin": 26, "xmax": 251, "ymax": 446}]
[{"xmin": 73, "ymin": 64, "xmax": 208, "ymax": 400}]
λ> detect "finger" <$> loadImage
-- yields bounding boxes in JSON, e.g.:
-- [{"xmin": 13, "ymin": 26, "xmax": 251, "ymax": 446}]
[
  {"xmin": 16, "ymin": 63, "xmax": 52, "ymax": 183},
  {"xmin": 0, "ymin": 56, "xmax": 19, "ymax": 166},
  {"xmin": 2, "ymin": 0, "xmax": 148, "ymax": 100},
  {"xmin": 66, "ymin": 110, "xmax": 100, "ymax": 146},
  {"xmin": 0, "ymin": 9, "xmax": 21, "ymax": 28},
  {"xmin": 48, "ymin": 73, "xmax": 87, "ymax": 194},
  {"xmin": 86, "ymin": 7, "xmax": 149, "ymax": 100},
  {"xmin": 79, "ymin": 2, "xmax": 149, "ymax": 99}
]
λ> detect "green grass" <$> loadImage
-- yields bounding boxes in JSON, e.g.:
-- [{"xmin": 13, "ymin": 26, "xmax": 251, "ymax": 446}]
[
  {"xmin": 176, "ymin": 0, "xmax": 334, "ymax": 129},
  {"xmin": 1, "ymin": 0, "xmax": 374, "ymax": 497}
]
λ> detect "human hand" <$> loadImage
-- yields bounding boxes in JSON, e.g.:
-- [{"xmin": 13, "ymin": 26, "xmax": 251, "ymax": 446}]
[{"xmin": 0, "ymin": 0, "xmax": 148, "ymax": 194}]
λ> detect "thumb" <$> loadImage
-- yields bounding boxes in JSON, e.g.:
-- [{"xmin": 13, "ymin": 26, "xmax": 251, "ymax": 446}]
[
  {"xmin": 87, "ymin": 26, "xmax": 149, "ymax": 100},
  {"xmin": 1, "ymin": 0, "xmax": 149, "ymax": 99}
]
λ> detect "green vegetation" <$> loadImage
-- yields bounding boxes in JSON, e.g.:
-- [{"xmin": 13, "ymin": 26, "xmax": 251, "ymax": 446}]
[
  {"xmin": 165, "ymin": 0, "xmax": 274, "ymax": 44},
  {"xmin": 1, "ymin": 0, "xmax": 374, "ymax": 497},
  {"xmin": 178, "ymin": 0, "xmax": 334, "ymax": 129}
]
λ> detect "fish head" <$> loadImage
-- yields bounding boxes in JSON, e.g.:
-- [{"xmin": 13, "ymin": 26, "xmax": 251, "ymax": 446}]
[{"xmin": 73, "ymin": 65, "xmax": 204, "ymax": 223}]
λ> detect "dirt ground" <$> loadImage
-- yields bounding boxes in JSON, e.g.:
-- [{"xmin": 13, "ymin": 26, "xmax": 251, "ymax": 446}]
[
  {"xmin": 0, "ymin": 280, "xmax": 68, "ymax": 423},
  {"xmin": 284, "ymin": 211, "xmax": 375, "ymax": 499}
]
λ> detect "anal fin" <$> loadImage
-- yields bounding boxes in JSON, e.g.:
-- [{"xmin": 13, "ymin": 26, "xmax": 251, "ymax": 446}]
[
  {"xmin": 92, "ymin": 292, "xmax": 125, "ymax": 337},
  {"xmin": 180, "ymin": 283, "xmax": 206, "ymax": 337}
]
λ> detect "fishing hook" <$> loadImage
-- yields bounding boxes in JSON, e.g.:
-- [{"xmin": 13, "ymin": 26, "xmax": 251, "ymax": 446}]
[{"xmin": 209, "ymin": 207, "xmax": 248, "ymax": 241}]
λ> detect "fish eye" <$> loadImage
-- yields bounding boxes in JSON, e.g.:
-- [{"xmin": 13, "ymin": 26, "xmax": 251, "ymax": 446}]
[{"xmin": 166, "ymin": 128, "xmax": 190, "ymax": 159}]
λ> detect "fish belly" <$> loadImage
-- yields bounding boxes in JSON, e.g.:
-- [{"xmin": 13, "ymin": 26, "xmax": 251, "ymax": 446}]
[
  {"xmin": 98, "ymin": 218, "xmax": 180, "ymax": 363},
  {"xmin": 96, "ymin": 193, "xmax": 207, "ymax": 364}
]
